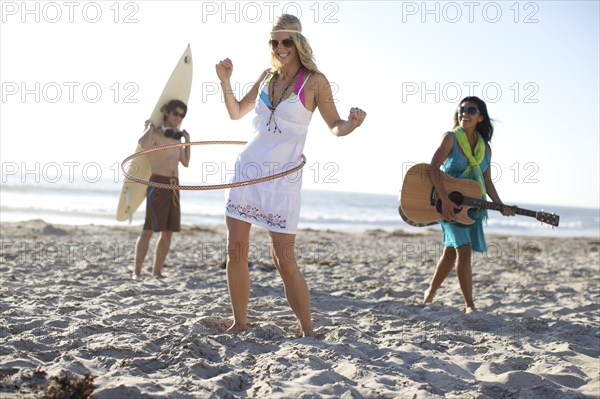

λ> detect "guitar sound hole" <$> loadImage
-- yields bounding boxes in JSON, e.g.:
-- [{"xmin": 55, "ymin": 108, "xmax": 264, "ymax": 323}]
[
  {"xmin": 435, "ymin": 191, "xmax": 464, "ymax": 215},
  {"xmin": 448, "ymin": 192, "xmax": 465, "ymax": 206}
]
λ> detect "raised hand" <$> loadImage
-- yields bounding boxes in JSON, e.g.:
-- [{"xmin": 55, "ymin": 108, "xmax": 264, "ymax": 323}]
[
  {"xmin": 348, "ymin": 107, "xmax": 367, "ymax": 127},
  {"xmin": 216, "ymin": 58, "xmax": 234, "ymax": 82},
  {"xmin": 181, "ymin": 129, "xmax": 190, "ymax": 142}
]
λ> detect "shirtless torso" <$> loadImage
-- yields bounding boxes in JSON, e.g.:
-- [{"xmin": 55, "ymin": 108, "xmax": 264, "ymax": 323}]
[
  {"xmin": 138, "ymin": 104, "xmax": 190, "ymax": 177},
  {"xmin": 143, "ymin": 125, "xmax": 188, "ymax": 177}
]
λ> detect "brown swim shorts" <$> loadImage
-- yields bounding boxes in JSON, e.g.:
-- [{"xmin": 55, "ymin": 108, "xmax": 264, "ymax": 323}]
[{"xmin": 143, "ymin": 174, "xmax": 181, "ymax": 232}]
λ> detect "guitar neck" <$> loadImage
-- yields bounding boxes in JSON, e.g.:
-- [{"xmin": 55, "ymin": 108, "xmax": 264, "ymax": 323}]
[{"xmin": 462, "ymin": 197, "xmax": 537, "ymax": 218}]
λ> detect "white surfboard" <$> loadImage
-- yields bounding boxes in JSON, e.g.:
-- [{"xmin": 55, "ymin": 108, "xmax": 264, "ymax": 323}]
[{"xmin": 116, "ymin": 45, "xmax": 193, "ymax": 222}]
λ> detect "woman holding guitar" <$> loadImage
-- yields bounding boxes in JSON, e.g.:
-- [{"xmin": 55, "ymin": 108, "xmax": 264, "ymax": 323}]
[{"xmin": 424, "ymin": 96, "xmax": 514, "ymax": 313}]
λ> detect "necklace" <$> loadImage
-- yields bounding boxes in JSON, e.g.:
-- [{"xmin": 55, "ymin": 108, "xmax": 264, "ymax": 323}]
[{"xmin": 267, "ymin": 67, "xmax": 301, "ymax": 134}]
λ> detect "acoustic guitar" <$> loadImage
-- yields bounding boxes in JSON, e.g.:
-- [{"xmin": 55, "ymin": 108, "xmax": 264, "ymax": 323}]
[{"xmin": 399, "ymin": 163, "xmax": 560, "ymax": 227}]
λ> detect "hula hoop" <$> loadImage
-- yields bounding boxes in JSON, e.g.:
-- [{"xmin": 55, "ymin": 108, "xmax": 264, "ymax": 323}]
[{"xmin": 121, "ymin": 141, "xmax": 306, "ymax": 190}]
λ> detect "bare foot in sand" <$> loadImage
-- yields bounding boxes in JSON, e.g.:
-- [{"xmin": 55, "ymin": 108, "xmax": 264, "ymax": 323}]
[
  {"xmin": 423, "ymin": 288, "xmax": 436, "ymax": 304},
  {"xmin": 226, "ymin": 322, "xmax": 248, "ymax": 334},
  {"xmin": 131, "ymin": 272, "xmax": 141, "ymax": 280},
  {"xmin": 302, "ymin": 326, "xmax": 315, "ymax": 338},
  {"xmin": 295, "ymin": 329, "xmax": 316, "ymax": 339},
  {"xmin": 152, "ymin": 273, "xmax": 165, "ymax": 279},
  {"xmin": 462, "ymin": 305, "xmax": 476, "ymax": 314}
]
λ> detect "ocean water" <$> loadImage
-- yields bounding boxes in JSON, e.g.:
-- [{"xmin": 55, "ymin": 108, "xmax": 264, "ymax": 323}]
[{"xmin": 1, "ymin": 175, "xmax": 598, "ymax": 237}]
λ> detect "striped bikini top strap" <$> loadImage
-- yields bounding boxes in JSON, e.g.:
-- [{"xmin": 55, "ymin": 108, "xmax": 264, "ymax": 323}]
[
  {"xmin": 260, "ymin": 69, "xmax": 273, "ymax": 89},
  {"xmin": 293, "ymin": 69, "xmax": 312, "ymax": 95},
  {"xmin": 294, "ymin": 70, "xmax": 312, "ymax": 107}
]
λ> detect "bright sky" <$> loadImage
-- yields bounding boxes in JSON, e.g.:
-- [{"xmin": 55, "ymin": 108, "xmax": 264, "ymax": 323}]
[{"xmin": 1, "ymin": 1, "xmax": 599, "ymax": 209}]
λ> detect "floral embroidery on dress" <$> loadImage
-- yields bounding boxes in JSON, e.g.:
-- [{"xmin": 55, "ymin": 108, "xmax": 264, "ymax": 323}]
[{"xmin": 226, "ymin": 200, "xmax": 287, "ymax": 229}]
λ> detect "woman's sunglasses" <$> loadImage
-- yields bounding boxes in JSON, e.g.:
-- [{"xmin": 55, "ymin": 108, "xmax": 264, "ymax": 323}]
[
  {"xmin": 269, "ymin": 38, "xmax": 294, "ymax": 50},
  {"xmin": 171, "ymin": 110, "xmax": 185, "ymax": 119},
  {"xmin": 458, "ymin": 106, "xmax": 480, "ymax": 116}
]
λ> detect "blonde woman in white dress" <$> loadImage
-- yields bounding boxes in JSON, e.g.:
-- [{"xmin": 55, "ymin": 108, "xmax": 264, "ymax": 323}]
[{"xmin": 215, "ymin": 14, "xmax": 366, "ymax": 337}]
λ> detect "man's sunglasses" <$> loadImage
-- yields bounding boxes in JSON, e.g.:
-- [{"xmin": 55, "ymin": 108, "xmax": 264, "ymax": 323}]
[
  {"xmin": 269, "ymin": 39, "xmax": 294, "ymax": 50},
  {"xmin": 458, "ymin": 106, "xmax": 480, "ymax": 116},
  {"xmin": 164, "ymin": 129, "xmax": 183, "ymax": 140}
]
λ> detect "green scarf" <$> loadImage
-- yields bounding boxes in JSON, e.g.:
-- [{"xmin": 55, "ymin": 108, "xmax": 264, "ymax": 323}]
[{"xmin": 454, "ymin": 126, "xmax": 487, "ymax": 221}]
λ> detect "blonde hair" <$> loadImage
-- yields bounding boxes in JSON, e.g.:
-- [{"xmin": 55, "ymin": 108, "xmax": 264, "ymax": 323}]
[{"xmin": 269, "ymin": 14, "xmax": 319, "ymax": 75}]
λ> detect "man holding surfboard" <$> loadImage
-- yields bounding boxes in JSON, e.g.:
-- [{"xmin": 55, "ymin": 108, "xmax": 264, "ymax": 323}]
[{"xmin": 132, "ymin": 100, "xmax": 191, "ymax": 278}]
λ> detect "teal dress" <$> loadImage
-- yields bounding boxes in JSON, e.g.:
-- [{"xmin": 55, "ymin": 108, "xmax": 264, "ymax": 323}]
[{"xmin": 439, "ymin": 132, "xmax": 490, "ymax": 252}]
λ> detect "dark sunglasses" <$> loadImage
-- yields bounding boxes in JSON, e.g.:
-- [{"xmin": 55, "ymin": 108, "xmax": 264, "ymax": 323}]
[
  {"xmin": 171, "ymin": 110, "xmax": 186, "ymax": 118},
  {"xmin": 164, "ymin": 129, "xmax": 183, "ymax": 140},
  {"xmin": 458, "ymin": 106, "xmax": 480, "ymax": 116},
  {"xmin": 269, "ymin": 38, "xmax": 294, "ymax": 50}
]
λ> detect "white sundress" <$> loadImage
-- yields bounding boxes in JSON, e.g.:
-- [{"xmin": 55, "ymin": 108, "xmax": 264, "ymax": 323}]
[{"xmin": 225, "ymin": 68, "xmax": 313, "ymax": 234}]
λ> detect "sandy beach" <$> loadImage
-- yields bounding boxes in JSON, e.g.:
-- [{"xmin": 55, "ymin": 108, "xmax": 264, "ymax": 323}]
[{"xmin": 0, "ymin": 220, "xmax": 598, "ymax": 398}]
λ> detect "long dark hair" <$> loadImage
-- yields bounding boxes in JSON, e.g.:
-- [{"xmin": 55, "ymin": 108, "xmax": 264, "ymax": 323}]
[{"xmin": 453, "ymin": 96, "xmax": 494, "ymax": 142}]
